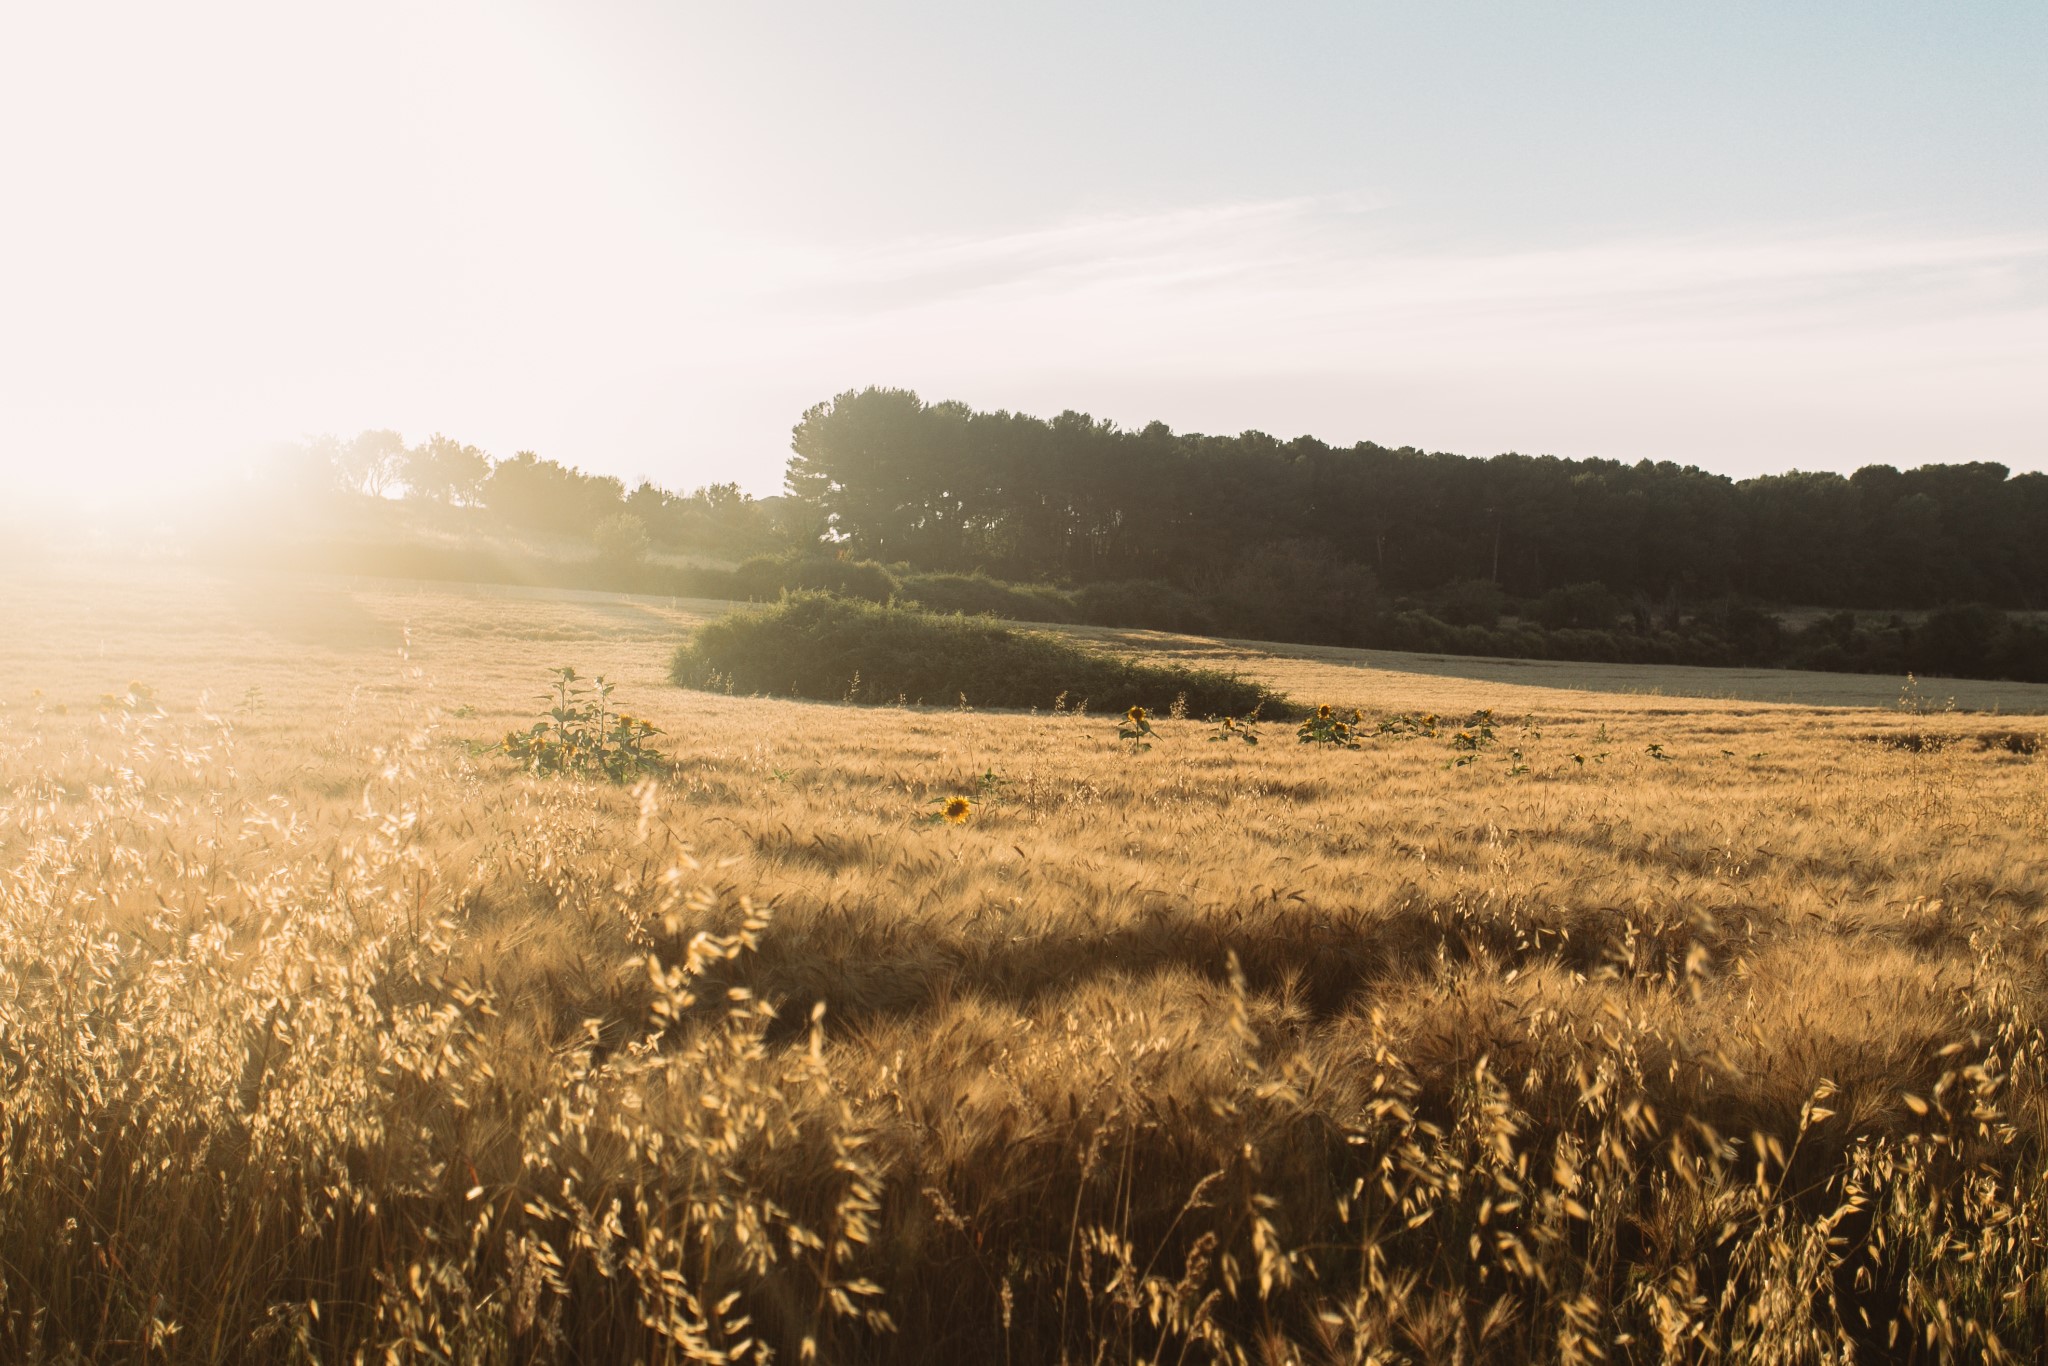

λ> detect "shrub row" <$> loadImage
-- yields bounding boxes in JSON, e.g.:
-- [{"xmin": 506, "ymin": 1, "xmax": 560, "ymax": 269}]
[
  {"xmin": 895, "ymin": 566, "xmax": 2048, "ymax": 685},
  {"xmin": 733, "ymin": 553, "xmax": 899, "ymax": 603},
  {"xmin": 895, "ymin": 571, "xmax": 1079, "ymax": 622},
  {"xmin": 210, "ymin": 534, "xmax": 2048, "ymax": 685},
  {"xmin": 201, "ymin": 537, "xmax": 744, "ymax": 599},
  {"xmin": 1782, "ymin": 605, "xmax": 2048, "ymax": 683},
  {"xmin": 670, "ymin": 593, "xmax": 1283, "ymax": 716}
]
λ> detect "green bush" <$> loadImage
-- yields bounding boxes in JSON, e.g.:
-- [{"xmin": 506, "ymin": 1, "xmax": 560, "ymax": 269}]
[
  {"xmin": 591, "ymin": 512, "xmax": 651, "ymax": 568},
  {"xmin": 1688, "ymin": 597, "xmax": 1785, "ymax": 665},
  {"xmin": 672, "ymin": 594, "xmax": 1283, "ymax": 716},
  {"xmin": 1204, "ymin": 540, "xmax": 1380, "ymax": 645},
  {"xmin": 199, "ymin": 536, "xmax": 743, "ymax": 599},
  {"xmin": 1533, "ymin": 582, "xmax": 1624, "ymax": 631},
  {"xmin": 1783, "ymin": 612, "xmax": 1910, "ymax": 676},
  {"xmin": 1910, "ymin": 603, "xmax": 2008, "ymax": 678},
  {"xmin": 1070, "ymin": 579, "xmax": 1215, "ymax": 634},
  {"xmin": 1432, "ymin": 578, "xmax": 1508, "ymax": 629},
  {"xmin": 734, "ymin": 553, "xmax": 899, "ymax": 603},
  {"xmin": 898, "ymin": 572, "xmax": 1077, "ymax": 622}
]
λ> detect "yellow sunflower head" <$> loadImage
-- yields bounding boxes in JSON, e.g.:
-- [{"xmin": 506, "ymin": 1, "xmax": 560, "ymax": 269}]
[
  {"xmin": 1317, "ymin": 703, "xmax": 1333, "ymax": 719},
  {"xmin": 1333, "ymin": 722, "xmax": 1350, "ymax": 737},
  {"xmin": 943, "ymin": 795, "xmax": 972, "ymax": 824},
  {"xmin": 1126, "ymin": 705, "xmax": 1147, "ymax": 725}
]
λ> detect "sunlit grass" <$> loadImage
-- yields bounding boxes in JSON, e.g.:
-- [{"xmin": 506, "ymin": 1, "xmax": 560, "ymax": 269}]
[{"xmin": 4, "ymin": 564, "xmax": 2048, "ymax": 1362}]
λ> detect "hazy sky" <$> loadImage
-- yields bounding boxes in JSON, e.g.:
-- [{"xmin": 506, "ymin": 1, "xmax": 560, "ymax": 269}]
[{"xmin": 3, "ymin": 1, "xmax": 2044, "ymax": 503}]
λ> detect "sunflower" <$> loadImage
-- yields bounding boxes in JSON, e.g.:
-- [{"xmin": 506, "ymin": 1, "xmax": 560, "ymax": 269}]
[
  {"xmin": 1317, "ymin": 703, "xmax": 1333, "ymax": 719},
  {"xmin": 1333, "ymin": 722, "xmax": 1350, "ymax": 738},
  {"xmin": 1221, "ymin": 716, "xmax": 1237, "ymax": 730},
  {"xmin": 942, "ymin": 795, "xmax": 973, "ymax": 824},
  {"xmin": 1126, "ymin": 705, "xmax": 1148, "ymax": 725}
]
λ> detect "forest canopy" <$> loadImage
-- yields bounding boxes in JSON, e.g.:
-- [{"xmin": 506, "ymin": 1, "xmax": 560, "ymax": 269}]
[{"xmin": 786, "ymin": 387, "xmax": 2048, "ymax": 611}]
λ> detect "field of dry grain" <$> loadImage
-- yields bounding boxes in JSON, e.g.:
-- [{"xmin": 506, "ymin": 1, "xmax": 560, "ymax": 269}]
[{"xmin": 5, "ymin": 563, "xmax": 2048, "ymax": 1364}]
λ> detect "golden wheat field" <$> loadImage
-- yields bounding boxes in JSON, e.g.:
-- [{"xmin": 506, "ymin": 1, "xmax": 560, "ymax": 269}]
[{"xmin": 5, "ymin": 563, "xmax": 2048, "ymax": 1365}]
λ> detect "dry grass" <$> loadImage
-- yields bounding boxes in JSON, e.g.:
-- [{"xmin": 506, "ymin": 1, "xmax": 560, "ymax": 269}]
[{"xmin": 5, "ymin": 563, "xmax": 2048, "ymax": 1364}]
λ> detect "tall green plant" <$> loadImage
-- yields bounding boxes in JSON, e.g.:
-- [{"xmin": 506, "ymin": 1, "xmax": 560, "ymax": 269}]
[{"xmin": 498, "ymin": 667, "xmax": 666, "ymax": 781}]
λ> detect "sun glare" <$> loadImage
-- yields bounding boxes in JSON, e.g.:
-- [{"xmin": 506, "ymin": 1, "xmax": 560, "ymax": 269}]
[
  {"xmin": 4, "ymin": 8, "xmax": 2043, "ymax": 511},
  {"xmin": 4, "ymin": 5, "xmax": 2048, "ymax": 1361}
]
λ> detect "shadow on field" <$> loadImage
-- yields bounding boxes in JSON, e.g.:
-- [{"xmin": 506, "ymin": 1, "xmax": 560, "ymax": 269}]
[{"xmin": 662, "ymin": 882, "xmax": 1729, "ymax": 1042}]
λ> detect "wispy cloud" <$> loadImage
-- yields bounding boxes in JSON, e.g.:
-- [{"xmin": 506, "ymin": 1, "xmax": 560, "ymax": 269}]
[
  {"xmin": 671, "ymin": 199, "xmax": 2046, "ymax": 475},
  {"xmin": 751, "ymin": 199, "xmax": 2047, "ymax": 348},
  {"xmin": 7, "ymin": 194, "xmax": 2043, "ymax": 503}
]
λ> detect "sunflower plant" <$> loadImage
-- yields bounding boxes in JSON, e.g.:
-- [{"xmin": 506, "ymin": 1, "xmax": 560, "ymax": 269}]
[
  {"xmin": 923, "ymin": 768, "xmax": 1004, "ymax": 824},
  {"xmin": 1445, "ymin": 709, "xmax": 1503, "ymax": 767},
  {"xmin": 1375, "ymin": 710, "xmax": 1442, "ymax": 739},
  {"xmin": 1297, "ymin": 703, "xmax": 1362, "ymax": 749},
  {"xmin": 925, "ymin": 794, "xmax": 976, "ymax": 825},
  {"xmin": 498, "ymin": 666, "xmax": 667, "ymax": 782},
  {"xmin": 1209, "ymin": 711, "xmax": 1262, "ymax": 745},
  {"xmin": 1116, "ymin": 705, "xmax": 1159, "ymax": 753}
]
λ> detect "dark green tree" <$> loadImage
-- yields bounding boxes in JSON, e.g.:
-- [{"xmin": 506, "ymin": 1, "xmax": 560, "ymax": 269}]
[{"xmin": 402, "ymin": 433, "xmax": 493, "ymax": 505}]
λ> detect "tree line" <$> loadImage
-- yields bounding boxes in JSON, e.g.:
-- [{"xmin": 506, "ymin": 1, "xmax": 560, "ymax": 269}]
[
  {"xmin": 245, "ymin": 400, "xmax": 2048, "ymax": 682},
  {"xmin": 786, "ymin": 387, "xmax": 2048, "ymax": 611},
  {"xmin": 279, "ymin": 429, "xmax": 787, "ymax": 557}
]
